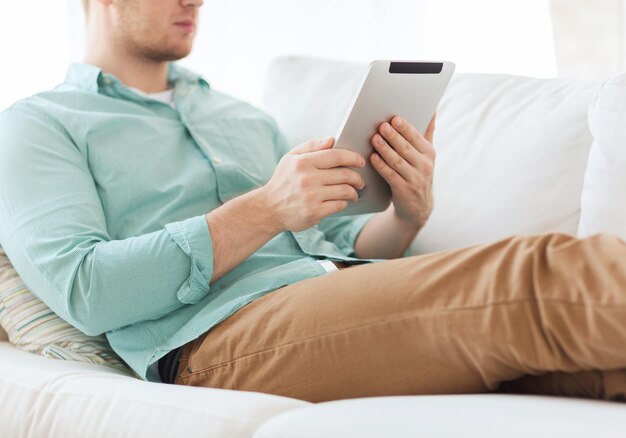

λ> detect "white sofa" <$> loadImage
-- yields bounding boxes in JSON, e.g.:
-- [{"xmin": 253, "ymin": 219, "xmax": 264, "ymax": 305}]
[{"xmin": 2, "ymin": 56, "xmax": 626, "ymax": 437}]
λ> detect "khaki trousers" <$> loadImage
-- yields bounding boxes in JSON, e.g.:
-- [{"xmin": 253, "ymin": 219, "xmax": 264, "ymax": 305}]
[{"xmin": 174, "ymin": 233, "xmax": 626, "ymax": 403}]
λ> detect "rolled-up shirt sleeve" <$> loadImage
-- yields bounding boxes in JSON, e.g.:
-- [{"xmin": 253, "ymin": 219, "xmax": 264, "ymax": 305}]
[
  {"xmin": 0, "ymin": 107, "xmax": 213, "ymax": 336},
  {"xmin": 164, "ymin": 215, "xmax": 213, "ymax": 304}
]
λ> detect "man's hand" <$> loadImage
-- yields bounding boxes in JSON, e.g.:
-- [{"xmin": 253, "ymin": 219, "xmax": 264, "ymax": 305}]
[
  {"xmin": 352, "ymin": 114, "xmax": 437, "ymax": 260},
  {"xmin": 206, "ymin": 137, "xmax": 365, "ymax": 283},
  {"xmin": 258, "ymin": 137, "xmax": 366, "ymax": 232},
  {"xmin": 370, "ymin": 114, "xmax": 436, "ymax": 229}
]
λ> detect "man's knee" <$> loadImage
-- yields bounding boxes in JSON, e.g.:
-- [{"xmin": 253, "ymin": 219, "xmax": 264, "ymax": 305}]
[{"xmin": 577, "ymin": 232, "xmax": 626, "ymax": 259}]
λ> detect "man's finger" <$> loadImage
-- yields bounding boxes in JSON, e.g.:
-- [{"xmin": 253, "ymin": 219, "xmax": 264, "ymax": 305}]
[
  {"xmin": 372, "ymin": 133, "xmax": 412, "ymax": 181},
  {"xmin": 319, "ymin": 184, "xmax": 360, "ymax": 203},
  {"xmin": 319, "ymin": 168, "xmax": 366, "ymax": 190},
  {"xmin": 378, "ymin": 122, "xmax": 424, "ymax": 165},
  {"xmin": 370, "ymin": 152, "xmax": 403, "ymax": 187},
  {"xmin": 290, "ymin": 137, "xmax": 334, "ymax": 155},
  {"xmin": 425, "ymin": 114, "xmax": 436, "ymax": 144},
  {"xmin": 319, "ymin": 200, "xmax": 349, "ymax": 217},
  {"xmin": 311, "ymin": 148, "xmax": 366, "ymax": 169},
  {"xmin": 390, "ymin": 116, "xmax": 435, "ymax": 160}
]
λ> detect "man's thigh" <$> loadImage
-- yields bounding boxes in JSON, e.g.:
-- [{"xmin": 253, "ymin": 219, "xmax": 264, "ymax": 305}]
[
  {"xmin": 175, "ymin": 243, "xmax": 503, "ymax": 401},
  {"xmin": 174, "ymin": 233, "xmax": 626, "ymax": 402}
]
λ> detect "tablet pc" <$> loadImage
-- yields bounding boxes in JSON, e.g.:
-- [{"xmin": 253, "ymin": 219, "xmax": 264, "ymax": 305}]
[{"xmin": 328, "ymin": 60, "xmax": 455, "ymax": 218}]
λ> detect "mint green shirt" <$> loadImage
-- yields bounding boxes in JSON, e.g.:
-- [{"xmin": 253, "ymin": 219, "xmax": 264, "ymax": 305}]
[{"xmin": 0, "ymin": 63, "xmax": 381, "ymax": 381}]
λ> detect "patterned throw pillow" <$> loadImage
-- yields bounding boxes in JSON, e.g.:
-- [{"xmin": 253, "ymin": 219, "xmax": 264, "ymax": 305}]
[{"xmin": 0, "ymin": 247, "xmax": 133, "ymax": 375}]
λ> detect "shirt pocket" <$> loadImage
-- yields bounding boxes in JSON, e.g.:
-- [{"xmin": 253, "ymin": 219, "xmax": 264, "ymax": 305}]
[{"xmin": 201, "ymin": 118, "xmax": 279, "ymax": 203}]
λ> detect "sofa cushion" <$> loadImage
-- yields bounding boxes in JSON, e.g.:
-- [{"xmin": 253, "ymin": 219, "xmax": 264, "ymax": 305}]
[
  {"xmin": 263, "ymin": 56, "xmax": 368, "ymax": 148},
  {"xmin": 410, "ymin": 73, "xmax": 598, "ymax": 253},
  {"xmin": 0, "ymin": 299, "xmax": 6, "ymax": 341},
  {"xmin": 253, "ymin": 394, "xmax": 626, "ymax": 438},
  {"xmin": 0, "ymin": 342, "xmax": 309, "ymax": 438},
  {"xmin": 262, "ymin": 56, "xmax": 599, "ymax": 254},
  {"xmin": 578, "ymin": 74, "xmax": 626, "ymax": 239},
  {"xmin": 0, "ymin": 248, "xmax": 130, "ymax": 373}
]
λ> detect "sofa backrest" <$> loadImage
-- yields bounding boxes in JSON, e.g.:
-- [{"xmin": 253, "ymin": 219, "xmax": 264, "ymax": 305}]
[{"xmin": 261, "ymin": 56, "xmax": 600, "ymax": 254}]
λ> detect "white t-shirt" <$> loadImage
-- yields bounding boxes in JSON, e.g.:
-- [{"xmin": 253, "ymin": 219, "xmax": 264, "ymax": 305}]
[{"xmin": 129, "ymin": 87, "xmax": 175, "ymax": 107}]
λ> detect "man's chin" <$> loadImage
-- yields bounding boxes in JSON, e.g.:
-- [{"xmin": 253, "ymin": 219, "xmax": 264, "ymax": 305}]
[{"xmin": 141, "ymin": 45, "xmax": 193, "ymax": 62}]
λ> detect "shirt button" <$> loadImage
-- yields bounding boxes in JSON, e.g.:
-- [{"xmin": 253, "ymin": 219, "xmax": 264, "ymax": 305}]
[
  {"xmin": 212, "ymin": 156, "xmax": 222, "ymax": 164},
  {"xmin": 103, "ymin": 77, "xmax": 112, "ymax": 85}
]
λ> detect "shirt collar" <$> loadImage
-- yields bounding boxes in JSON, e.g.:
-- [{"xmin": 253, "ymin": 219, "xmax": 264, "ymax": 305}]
[
  {"xmin": 167, "ymin": 63, "xmax": 210, "ymax": 88},
  {"xmin": 64, "ymin": 62, "xmax": 102, "ymax": 93},
  {"xmin": 64, "ymin": 62, "xmax": 210, "ymax": 94}
]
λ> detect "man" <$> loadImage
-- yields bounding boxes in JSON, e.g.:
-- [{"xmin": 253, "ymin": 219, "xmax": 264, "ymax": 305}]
[{"xmin": 0, "ymin": 0, "xmax": 625, "ymax": 403}]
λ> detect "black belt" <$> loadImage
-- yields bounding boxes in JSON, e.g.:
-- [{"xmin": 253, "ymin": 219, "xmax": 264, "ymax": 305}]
[{"xmin": 158, "ymin": 346, "xmax": 183, "ymax": 384}]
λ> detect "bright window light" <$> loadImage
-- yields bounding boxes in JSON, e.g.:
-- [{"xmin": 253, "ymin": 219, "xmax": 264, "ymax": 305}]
[
  {"xmin": 0, "ymin": 1, "xmax": 73, "ymax": 111},
  {"xmin": 425, "ymin": 0, "xmax": 557, "ymax": 77},
  {"xmin": 1, "ymin": 0, "xmax": 556, "ymax": 110}
]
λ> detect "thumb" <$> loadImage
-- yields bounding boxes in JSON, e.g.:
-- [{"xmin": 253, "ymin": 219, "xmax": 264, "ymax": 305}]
[
  {"xmin": 425, "ymin": 114, "xmax": 436, "ymax": 144},
  {"xmin": 289, "ymin": 137, "xmax": 335, "ymax": 155}
]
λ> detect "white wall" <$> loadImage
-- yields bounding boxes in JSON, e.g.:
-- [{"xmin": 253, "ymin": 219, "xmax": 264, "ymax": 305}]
[
  {"xmin": 425, "ymin": 0, "xmax": 556, "ymax": 78},
  {"xmin": 0, "ymin": 1, "xmax": 73, "ymax": 111},
  {"xmin": 550, "ymin": 0, "xmax": 626, "ymax": 80},
  {"xmin": 179, "ymin": 0, "xmax": 556, "ymax": 105},
  {"xmin": 1, "ymin": 0, "xmax": 557, "ymax": 110},
  {"xmin": 179, "ymin": 0, "xmax": 430, "ymax": 104}
]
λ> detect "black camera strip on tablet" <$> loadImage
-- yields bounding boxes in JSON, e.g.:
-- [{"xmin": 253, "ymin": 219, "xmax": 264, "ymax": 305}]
[{"xmin": 389, "ymin": 62, "xmax": 443, "ymax": 74}]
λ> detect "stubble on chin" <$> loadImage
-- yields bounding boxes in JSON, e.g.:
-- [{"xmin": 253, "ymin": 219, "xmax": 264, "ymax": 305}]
[
  {"xmin": 136, "ymin": 42, "xmax": 192, "ymax": 62},
  {"xmin": 123, "ymin": 28, "xmax": 193, "ymax": 62},
  {"xmin": 116, "ymin": 9, "xmax": 193, "ymax": 62}
]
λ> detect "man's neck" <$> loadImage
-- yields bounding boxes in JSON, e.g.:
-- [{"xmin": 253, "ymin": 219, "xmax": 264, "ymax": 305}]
[{"xmin": 84, "ymin": 44, "xmax": 170, "ymax": 94}]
